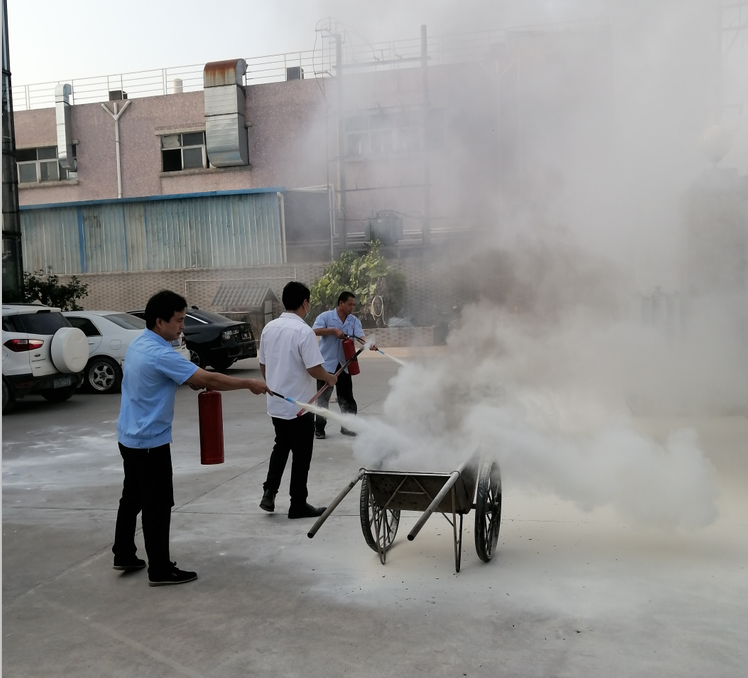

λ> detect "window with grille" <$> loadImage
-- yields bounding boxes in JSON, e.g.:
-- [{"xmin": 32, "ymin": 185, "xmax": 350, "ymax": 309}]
[
  {"xmin": 17, "ymin": 146, "xmax": 75, "ymax": 183},
  {"xmin": 161, "ymin": 132, "xmax": 208, "ymax": 172},
  {"xmin": 344, "ymin": 107, "xmax": 445, "ymax": 157}
]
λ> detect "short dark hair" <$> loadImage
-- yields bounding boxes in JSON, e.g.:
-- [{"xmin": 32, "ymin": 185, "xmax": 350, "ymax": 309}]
[
  {"xmin": 337, "ymin": 291, "xmax": 355, "ymax": 305},
  {"xmin": 144, "ymin": 290, "xmax": 188, "ymax": 330},
  {"xmin": 282, "ymin": 281, "xmax": 310, "ymax": 311}
]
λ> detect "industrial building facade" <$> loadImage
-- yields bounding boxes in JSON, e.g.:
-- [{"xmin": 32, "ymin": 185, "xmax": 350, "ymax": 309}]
[{"xmin": 13, "ymin": 27, "xmax": 613, "ymax": 321}]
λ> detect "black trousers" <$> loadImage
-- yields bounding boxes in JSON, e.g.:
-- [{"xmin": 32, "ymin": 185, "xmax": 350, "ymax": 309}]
[
  {"xmin": 264, "ymin": 413, "xmax": 315, "ymax": 506},
  {"xmin": 315, "ymin": 365, "xmax": 357, "ymax": 433},
  {"xmin": 113, "ymin": 443, "xmax": 174, "ymax": 578}
]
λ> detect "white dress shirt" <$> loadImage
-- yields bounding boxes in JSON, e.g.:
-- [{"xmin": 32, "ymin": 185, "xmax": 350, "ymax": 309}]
[{"xmin": 258, "ymin": 312, "xmax": 324, "ymax": 419}]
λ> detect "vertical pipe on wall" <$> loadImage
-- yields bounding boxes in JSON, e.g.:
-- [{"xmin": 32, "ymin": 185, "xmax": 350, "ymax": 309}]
[
  {"xmin": 101, "ymin": 99, "xmax": 131, "ymax": 199},
  {"xmin": 420, "ymin": 24, "xmax": 431, "ymax": 246},
  {"xmin": 114, "ymin": 102, "xmax": 121, "ymax": 197},
  {"xmin": 335, "ymin": 32, "xmax": 347, "ymax": 251},
  {"xmin": 277, "ymin": 191, "xmax": 287, "ymax": 264},
  {"xmin": 328, "ymin": 184, "xmax": 335, "ymax": 260}
]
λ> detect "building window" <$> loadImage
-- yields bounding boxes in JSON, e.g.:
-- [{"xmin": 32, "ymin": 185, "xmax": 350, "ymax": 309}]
[
  {"xmin": 17, "ymin": 146, "xmax": 74, "ymax": 183},
  {"xmin": 161, "ymin": 132, "xmax": 207, "ymax": 172},
  {"xmin": 344, "ymin": 107, "xmax": 444, "ymax": 157}
]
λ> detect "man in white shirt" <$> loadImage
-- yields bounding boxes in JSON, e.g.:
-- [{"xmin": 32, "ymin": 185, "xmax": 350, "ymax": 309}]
[{"xmin": 258, "ymin": 281, "xmax": 337, "ymax": 519}]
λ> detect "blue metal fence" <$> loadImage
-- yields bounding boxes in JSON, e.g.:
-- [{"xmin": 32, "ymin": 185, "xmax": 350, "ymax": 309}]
[{"xmin": 20, "ymin": 189, "xmax": 285, "ymax": 274}]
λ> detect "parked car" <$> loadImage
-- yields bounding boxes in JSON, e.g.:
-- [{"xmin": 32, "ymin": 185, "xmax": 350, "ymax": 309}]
[
  {"xmin": 2, "ymin": 304, "xmax": 89, "ymax": 414},
  {"xmin": 62, "ymin": 311, "xmax": 142, "ymax": 394},
  {"xmin": 63, "ymin": 311, "xmax": 190, "ymax": 393},
  {"xmin": 129, "ymin": 307, "xmax": 256, "ymax": 370}
]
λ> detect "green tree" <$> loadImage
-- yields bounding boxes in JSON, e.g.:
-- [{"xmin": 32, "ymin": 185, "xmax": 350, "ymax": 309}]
[
  {"xmin": 309, "ymin": 243, "xmax": 406, "ymax": 327},
  {"xmin": 23, "ymin": 267, "xmax": 89, "ymax": 310}
]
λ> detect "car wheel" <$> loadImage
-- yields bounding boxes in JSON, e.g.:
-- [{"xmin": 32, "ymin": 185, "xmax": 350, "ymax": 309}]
[
  {"xmin": 86, "ymin": 357, "xmax": 122, "ymax": 393},
  {"xmin": 2, "ymin": 379, "xmax": 15, "ymax": 415},
  {"xmin": 210, "ymin": 358, "xmax": 235, "ymax": 371},
  {"xmin": 188, "ymin": 347, "xmax": 204, "ymax": 368},
  {"xmin": 41, "ymin": 385, "xmax": 77, "ymax": 402}
]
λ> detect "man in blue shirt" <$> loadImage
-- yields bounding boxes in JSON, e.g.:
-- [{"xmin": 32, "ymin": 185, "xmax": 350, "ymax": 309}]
[
  {"xmin": 114, "ymin": 290, "xmax": 268, "ymax": 587},
  {"xmin": 312, "ymin": 291, "xmax": 375, "ymax": 439}
]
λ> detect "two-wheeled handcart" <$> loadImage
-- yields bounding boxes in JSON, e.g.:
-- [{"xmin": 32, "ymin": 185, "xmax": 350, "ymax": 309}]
[{"xmin": 307, "ymin": 454, "xmax": 502, "ymax": 573}]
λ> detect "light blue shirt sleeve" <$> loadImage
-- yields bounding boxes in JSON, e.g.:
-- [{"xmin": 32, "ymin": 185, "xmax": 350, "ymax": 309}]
[
  {"xmin": 351, "ymin": 315, "xmax": 364, "ymax": 339},
  {"xmin": 154, "ymin": 347, "xmax": 199, "ymax": 385},
  {"xmin": 312, "ymin": 311, "xmax": 329, "ymax": 330},
  {"xmin": 314, "ymin": 310, "xmax": 340, "ymax": 372}
]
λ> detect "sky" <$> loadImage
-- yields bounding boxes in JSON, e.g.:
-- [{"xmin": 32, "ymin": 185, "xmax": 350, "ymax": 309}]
[
  {"xmin": 7, "ymin": 0, "xmax": 745, "ymax": 171},
  {"xmin": 7, "ymin": 0, "xmax": 605, "ymax": 84}
]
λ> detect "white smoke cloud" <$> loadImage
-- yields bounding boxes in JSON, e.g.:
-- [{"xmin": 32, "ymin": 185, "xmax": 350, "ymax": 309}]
[
  {"xmin": 351, "ymin": 300, "xmax": 724, "ymax": 530},
  {"xmin": 312, "ymin": 1, "xmax": 737, "ymax": 531}
]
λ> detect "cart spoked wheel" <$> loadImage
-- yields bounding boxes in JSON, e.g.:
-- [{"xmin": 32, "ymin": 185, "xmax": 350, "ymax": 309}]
[
  {"xmin": 474, "ymin": 458, "xmax": 502, "ymax": 562},
  {"xmin": 360, "ymin": 474, "xmax": 400, "ymax": 564}
]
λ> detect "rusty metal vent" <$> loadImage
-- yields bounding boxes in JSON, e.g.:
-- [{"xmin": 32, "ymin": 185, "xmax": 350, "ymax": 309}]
[{"xmin": 203, "ymin": 58, "xmax": 248, "ymax": 167}]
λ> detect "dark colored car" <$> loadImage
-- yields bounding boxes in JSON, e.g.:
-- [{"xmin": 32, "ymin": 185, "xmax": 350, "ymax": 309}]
[{"xmin": 128, "ymin": 307, "xmax": 256, "ymax": 370}]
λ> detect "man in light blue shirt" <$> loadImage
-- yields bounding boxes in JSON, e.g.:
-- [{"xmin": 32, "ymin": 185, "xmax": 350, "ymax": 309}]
[
  {"xmin": 113, "ymin": 290, "xmax": 267, "ymax": 587},
  {"xmin": 312, "ymin": 291, "xmax": 376, "ymax": 439}
]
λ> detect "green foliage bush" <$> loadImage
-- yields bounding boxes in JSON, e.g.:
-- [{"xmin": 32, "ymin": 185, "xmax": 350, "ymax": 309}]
[
  {"xmin": 309, "ymin": 243, "xmax": 406, "ymax": 327},
  {"xmin": 23, "ymin": 267, "xmax": 89, "ymax": 310}
]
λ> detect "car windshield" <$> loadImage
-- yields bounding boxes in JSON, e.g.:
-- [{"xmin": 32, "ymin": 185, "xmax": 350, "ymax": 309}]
[
  {"xmin": 105, "ymin": 313, "xmax": 147, "ymax": 330},
  {"xmin": 15, "ymin": 311, "xmax": 71, "ymax": 334}
]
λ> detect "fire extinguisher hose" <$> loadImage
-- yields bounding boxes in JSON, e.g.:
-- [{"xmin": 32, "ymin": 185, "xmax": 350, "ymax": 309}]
[
  {"xmin": 295, "ymin": 344, "xmax": 367, "ymax": 417},
  {"xmin": 347, "ymin": 334, "xmax": 405, "ymax": 367}
]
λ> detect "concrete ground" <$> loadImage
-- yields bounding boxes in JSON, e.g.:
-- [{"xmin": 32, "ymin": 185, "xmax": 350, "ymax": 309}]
[{"xmin": 2, "ymin": 350, "xmax": 747, "ymax": 677}]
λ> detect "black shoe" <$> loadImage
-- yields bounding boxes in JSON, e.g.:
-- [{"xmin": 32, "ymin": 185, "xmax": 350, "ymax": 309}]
[
  {"xmin": 288, "ymin": 503, "xmax": 326, "ymax": 519},
  {"xmin": 148, "ymin": 562, "xmax": 197, "ymax": 587},
  {"xmin": 113, "ymin": 556, "xmax": 146, "ymax": 571},
  {"xmin": 315, "ymin": 430, "xmax": 326, "ymax": 440},
  {"xmin": 340, "ymin": 427, "xmax": 357, "ymax": 437},
  {"xmin": 260, "ymin": 489, "xmax": 276, "ymax": 512}
]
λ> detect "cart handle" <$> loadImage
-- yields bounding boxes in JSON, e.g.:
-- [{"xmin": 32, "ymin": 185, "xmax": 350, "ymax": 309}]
[
  {"xmin": 307, "ymin": 469, "xmax": 366, "ymax": 539},
  {"xmin": 406, "ymin": 453, "xmax": 481, "ymax": 542},
  {"xmin": 406, "ymin": 470, "xmax": 462, "ymax": 542}
]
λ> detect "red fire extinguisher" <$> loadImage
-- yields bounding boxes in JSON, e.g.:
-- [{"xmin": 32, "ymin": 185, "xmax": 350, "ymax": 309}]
[
  {"xmin": 198, "ymin": 389, "xmax": 224, "ymax": 465},
  {"xmin": 342, "ymin": 337, "xmax": 360, "ymax": 376}
]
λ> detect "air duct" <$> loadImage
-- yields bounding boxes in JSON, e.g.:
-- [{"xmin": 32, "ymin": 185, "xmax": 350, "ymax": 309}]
[
  {"xmin": 55, "ymin": 84, "xmax": 76, "ymax": 172},
  {"xmin": 203, "ymin": 59, "xmax": 249, "ymax": 167}
]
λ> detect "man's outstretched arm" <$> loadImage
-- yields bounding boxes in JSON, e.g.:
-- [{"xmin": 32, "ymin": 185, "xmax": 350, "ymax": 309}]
[{"xmin": 186, "ymin": 368, "xmax": 268, "ymax": 394}]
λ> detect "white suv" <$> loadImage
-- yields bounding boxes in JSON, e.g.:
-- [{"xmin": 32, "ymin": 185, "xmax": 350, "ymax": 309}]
[{"xmin": 2, "ymin": 304, "xmax": 89, "ymax": 414}]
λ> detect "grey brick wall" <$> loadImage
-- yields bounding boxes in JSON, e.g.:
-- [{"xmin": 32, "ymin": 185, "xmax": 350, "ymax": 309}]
[
  {"xmin": 63, "ymin": 263, "xmax": 327, "ymax": 313},
  {"xmin": 365, "ymin": 326, "xmax": 435, "ymax": 347},
  {"xmin": 56, "ymin": 254, "xmax": 472, "ymax": 344}
]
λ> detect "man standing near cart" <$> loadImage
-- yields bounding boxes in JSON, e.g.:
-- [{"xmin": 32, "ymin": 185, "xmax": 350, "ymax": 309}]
[
  {"xmin": 259, "ymin": 281, "xmax": 337, "ymax": 518},
  {"xmin": 114, "ymin": 289, "xmax": 268, "ymax": 587},
  {"xmin": 312, "ymin": 291, "xmax": 376, "ymax": 439}
]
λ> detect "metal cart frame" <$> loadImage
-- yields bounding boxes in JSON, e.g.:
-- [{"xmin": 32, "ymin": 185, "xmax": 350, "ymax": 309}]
[{"xmin": 308, "ymin": 455, "xmax": 502, "ymax": 573}]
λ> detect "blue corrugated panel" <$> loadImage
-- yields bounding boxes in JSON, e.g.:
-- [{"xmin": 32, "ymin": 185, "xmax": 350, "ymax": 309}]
[
  {"xmin": 20, "ymin": 207, "xmax": 81, "ymax": 274},
  {"xmin": 19, "ymin": 193, "xmax": 284, "ymax": 274}
]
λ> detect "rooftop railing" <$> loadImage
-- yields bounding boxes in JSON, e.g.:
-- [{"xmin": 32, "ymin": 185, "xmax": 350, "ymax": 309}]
[{"xmin": 12, "ymin": 23, "xmax": 593, "ymax": 111}]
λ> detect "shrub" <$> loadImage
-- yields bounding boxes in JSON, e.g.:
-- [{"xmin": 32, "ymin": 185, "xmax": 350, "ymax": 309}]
[
  {"xmin": 23, "ymin": 267, "xmax": 89, "ymax": 310},
  {"xmin": 309, "ymin": 243, "xmax": 406, "ymax": 327}
]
